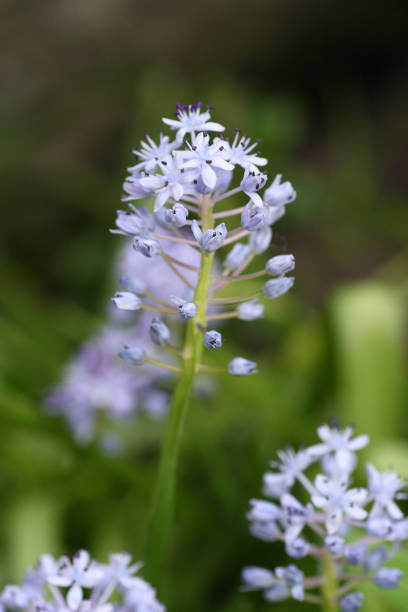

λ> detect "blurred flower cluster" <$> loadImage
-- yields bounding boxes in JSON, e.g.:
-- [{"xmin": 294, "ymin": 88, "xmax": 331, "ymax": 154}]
[
  {"xmin": 112, "ymin": 102, "xmax": 296, "ymax": 376},
  {"xmin": 0, "ymin": 550, "xmax": 164, "ymax": 612},
  {"xmin": 45, "ymin": 238, "xmax": 198, "ymax": 447},
  {"xmin": 242, "ymin": 423, "xmax": 408, "ymax": 610}
]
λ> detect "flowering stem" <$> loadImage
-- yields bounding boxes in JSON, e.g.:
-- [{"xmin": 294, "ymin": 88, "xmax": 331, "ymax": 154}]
[
  {"xmin": 321, "ymin": 551, "xmax": 340, "ymax": 611},
  {"xmin": 209, "ymin": 291, "xmax": 261, "ymax": 304},
  {"xmin": 145, "ymin": 357, "xmax": 181, "ymax": 373},
  {"xmin": 145, "ymin": 195, "xmax": 214, "ymax": 590}
]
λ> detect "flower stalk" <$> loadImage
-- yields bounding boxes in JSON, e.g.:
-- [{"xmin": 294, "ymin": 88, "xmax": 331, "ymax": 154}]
[
  {"xmin": 321, "ymin": 550, "xmax": 340, "ymax": 612},
  {"xmin": 144, "ymin": 195, "xmax": 214, "ymax": 585}
]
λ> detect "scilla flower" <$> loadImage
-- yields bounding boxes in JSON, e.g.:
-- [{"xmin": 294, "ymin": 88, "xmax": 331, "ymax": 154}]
[
  {"xmin": 242, "ymin": 422, "xmax": 408, "ymax": 609},
  {"xmin": 111, "ymin": 103, "xmax": 298, "ymax": 573},
  {"xmin": 0, "ymin": 551, "xmax": 164, "ymax": 612}
]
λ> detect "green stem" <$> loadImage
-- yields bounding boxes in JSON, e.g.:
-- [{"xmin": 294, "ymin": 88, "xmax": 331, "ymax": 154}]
[
  {"xmin": 144, "ymin": 195, "xmax": 214, "ymax": 588},
  {"xmin": 321, "ymin": 551, "xmax": 340, "ymax": 611}
]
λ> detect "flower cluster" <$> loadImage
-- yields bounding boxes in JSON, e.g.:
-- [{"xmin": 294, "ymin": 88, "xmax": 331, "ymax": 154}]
[
  {"xmin": 0, "ymin": 550, "xmax": 164, "ymax": 612},
  {"xmin": 45, "ymin": 237, "xmax": 199, "ymax": 447},
  {"xmin": 241, "ymin": 423, "xmax": 408, "ymax": 610},
  {"xmin": 111, "ymin": 102, "xmax": 296, "ymax": 376}
]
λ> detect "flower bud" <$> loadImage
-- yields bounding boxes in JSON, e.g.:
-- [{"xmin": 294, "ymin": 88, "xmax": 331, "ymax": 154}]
[
  {"xmin": 263, "ymin": 277, "xmax": 294, "ymax": 298},
  {"xmin": 364, "ymin": 547, "xmax": 387, "ymax": 571},
  {"xmin": 120, "ymin": 276, "xmax": 146, "ymax": 295},
  {"xmin": 237, "ymin": 299, "xmax": 264, "ymax": 321},
  {"xmin": 241, "ymin": 567, "xmax": 274, "ymax": 588},
  {"xmin": 241, "ymin": 170, "xmax": 267, "ymax": 207},
  {"xmin": 224, "ymin": 243, "xmax": 251, "ymax": 271},
  {"xmin": 112, "ymin": 291, "xmax": 142, "ymax": 311},
  {"xmin": 241, "ymin": 201, "xmax": 266, "ymax": 231},
  {"xmin": 340, "ymin": 593, "xmax": 364, "ymax": 612},
  {"xmin": 228, "ymin": 357, "xmax": 257, "ymax": 376},
  {"xmin": 264, "ymin": 174, "xmax": 296, "ymax": 207},
  {"xmin": 192, "ymin": 221, "xmax": 227, "ymax": 252},
  {"xmin": 344, "ymin": 542, "xmax": 367, "ymax": 566},
  {"xmin": 285, "ymin": 538, "xmax": 310, "ymax": 559},
  {"xmin": 249, "ymin": 521, "xmax": 280, "ymax": 542},
  {"xmin": 264, "ymin": 204, "xmax": 286, "ymax": 225},
  {"xmin": 133, "ymin": 236, "xmax": 161, "ymax": 257},
  {"xmin": 324, "ymin": 536, "xmax": 344, "ymax": 556},
  {"xmin": 249, "ymin": 225, "xmax": 272, "ymax": 254},
  {"xmin": 165, "ymin": 203, "xmax": 188, "ymax": 228},
  {"xmin": 112, "ymin": 204, "xmax": 154, "ymax": 235},
  {"xmin": 204, "ymin": 330, "xmax": 222, "ymax": 349},
  {"xmin": 266, "ymin": 254, "xmax": 295, "ymax": 276},
  {"xmin": 374, "ymin": 568, "xmax": 402, "ymax": 589},
  {"xmin": 119, "ymin": 346, "xmax": 146, "ymax": 365},
  {"xmin": 150, "ymin": 318, "xmax": 170, "ymax": 346}
]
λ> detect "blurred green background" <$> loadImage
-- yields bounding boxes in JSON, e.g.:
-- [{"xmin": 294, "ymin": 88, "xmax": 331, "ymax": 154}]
[{"xmin": 1, "ymin": 1, "xmax": 407, "ymax": 610}]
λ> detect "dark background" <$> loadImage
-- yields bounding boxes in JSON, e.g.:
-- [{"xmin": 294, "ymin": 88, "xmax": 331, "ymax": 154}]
[{"xmin": 1, "ymin": 1, "xmax": 407, "ymax": 610}]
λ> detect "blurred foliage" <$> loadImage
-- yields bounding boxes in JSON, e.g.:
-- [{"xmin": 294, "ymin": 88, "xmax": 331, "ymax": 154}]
[{"xmin": 1, "ymin": 1, "xmax": 408, "ymax": 611}]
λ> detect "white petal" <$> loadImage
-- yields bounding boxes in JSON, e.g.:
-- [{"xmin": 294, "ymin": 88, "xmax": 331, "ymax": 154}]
[
  {"xmin": 212, "ymin": 157, "xmax": 234, "ymax": 171},
  {"xmin": 345, "ymin": 504, "xmax": 367, "ymax": 520},
  {"xmin": 181, "ymin": 159, "xmax": 200, "ymax": 169},
  {"xmin": 162, "ymin": 118, "xmax": 181, "ymax": 128},
  {"xmin": 335, "ymin": 449, "xmax": 356, "ymax": 473},
  {"xmin": 154, "ymin": 189, "xmax": 170, "ymax": 211},
  {"xmin": 317, "ymin": 425, "xmax": 332, "ymax": 443},
  {"xmin": 67, "ymin": 583, "xmax": 83, "ymax": 610},
  {"xmin": 74, "ymin": 550, "xmax": 90, "ymax": 571},
  {"xmin": 172, "ymin": 182, "xmax": 184, "ymax": 201},
  {"xmin": 139, "ymin": 176, "xmax": 164, "ymax": 189},
  {"xmin": 245, "ymin": 192, "xmax": 263, "ymax": 208},
  {"xmin": 386, "ymin": 500, "xmax": 404, "ymax": 521},
  {"xmin": 48, "ymin": 576, "xmax": 73, "ymax": 587},
  {"xmin": 201, "ymin": 164, "xmax": 217, "ymax": 189},
  {"xmin": 349, "ymin": 434, "xmax": 369, "ymax": 451},
  {"xmin": 203, "ymin": 121, "xmax": 225, "ymax": 132},
  {"xmin": 307, "ymin": 443, "xmax": 330, "ymax": 458},
  {"xmin": 311, "ymin": 494, "xmax": 327, "ymax": 508},
  {"xmin": 191, "ymin": 220, "xmax": 203, "ymax": 243}
]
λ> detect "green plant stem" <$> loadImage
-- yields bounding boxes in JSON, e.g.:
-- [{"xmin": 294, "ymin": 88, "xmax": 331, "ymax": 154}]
[
  {"xmin": 144, "ymin": 195, "xmax": 214, "ymax": 587},
  {"xmin": 321, "ymin": 551, "xmax": 340, "ymax": 611}
]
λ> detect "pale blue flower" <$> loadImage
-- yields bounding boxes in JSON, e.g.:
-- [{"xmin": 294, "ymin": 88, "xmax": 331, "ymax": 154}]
[
  {"xmin": 204, "ymin": 330, "xmax": 222, "ymax": 349},
  {"xmin": 249, "ymin": 225, "xmax": 272, "ymax": 254},
  {"xmin": 130, "ymin": 132, "xmax": 175, "ymax": 173},
  {"xmin": 344, "ymin": 542, "xmax": 368, "ymax": 566},
  {"xmin": 119, "ymin": 346, "xmax": 146, "ymax": 365},
  {"xmin": 228, "ymin": 357, "xmax": 257, "ymax": 376},
  {"xmin": 325, "ymin": 536, "xmax": 345, "ymax": 556},
  {"xmin": 374, "ymin": 568, "xmax": 402, "ymax": 589},
  {"xmin": 366, "ymin": 463, "xmax": 405, "ymax": 521},
  {"xmin": 112, "ymin": 205, "xmax": 154, "ymax": 236},
  {"xmin": 119, "ymin": 276, "xmax": 147, "ymax": 295},
  {"xmin": 133, "ymin": 236, "xmax": 161, "ymax": 258},
  {"xmin": 165, "ymin": 203, "xmax": 189, "ymax": 228},
  {"xmin": 150, "ymin": 318, "xmax": 170, "ymax": 346},
  {"xmin": 237, "ymin": 299, "xmax": 264, "ymax": 321},
  {"xmin": 223, "ymin": 131, "xmax": 267, "ymax": 171},
  {"xmin": 170, "ymin": 295, "xmax": 197, "ymax": 319},
  {"xmin": 162, "ymin": 102, "xmax": 225, "ymax": 141},
  {"xmin": 240, "ymin": 170, "xmax": 267, "ymax": 207},
  {"xmin": 112, "ymin": 292, "xmax": 142, "ymax": 311},
  {"xmin": 224, "ymin": 243, "xmax": 251, "ymax": 270},
  {"xmin": 191, "ymin": 220, "xmax": 227, "ymax": 252},
  {"xmin": 264, "ymin": 173, "xmax": 296, "ymax": 207},
  {"xmin": 262, "ymin": 277, "xmax": 294, "ymax": 298},
  {"xmin": 364, "ymin": 547, "xmax": 387, "ymax": 571},
  {"xmin": 181, "ymin": 132, "xmax": 234, "ymax": 190},
  {"xmin": 241, "ymin": 200, "xmax": 266, "ymax": 231},
  {"xmin": 340, "ymin": 592, "xmax": 364, "ymax": 611},
  {"xmin": 285, "ymin": 538, "xmax": 310, "ymax": 559},
  {"xmin": 266, "ymin": 254, "xmax": 295, "ymax": 276}
]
